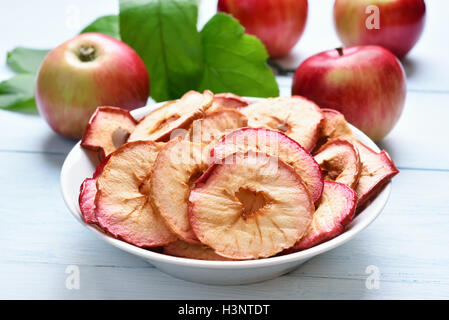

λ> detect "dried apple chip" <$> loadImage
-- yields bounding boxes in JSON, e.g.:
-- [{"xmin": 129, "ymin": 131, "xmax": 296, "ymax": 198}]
[
  {"xmin": 128, "ymin": 90, "xmax": 213, "ymax": 142},
  {"xmin": 211, "ymin": 128, "xmax": 323, "ymax": 203},
  {"xmin": 81, "ymin": 107, "xmax": 137, "ymax": 160},
  {"xmin": 320, "ymin": 108, "xmax": 354, "ymax": 142},
  {"xmin": 206, "ymin": 93, "xmax": 249, "ymax": 114},
  {"xmin": 189, "ymin": 152, "xmax": 314, "ymax": 260},
  {"xmin": 188, "ymin": 109, "xmax": 248, "ymax": 147},
  {"xmin": 314, "ymin": 139, "xmax": 361, "ymax": 189},
  {"xmin": 287, "ymin": 181, "xmax": 357, "ymax": 252},
  {"xmin": 353, "ymin": 140, "xmax": 399, "ymax": 211},
  {"xmin": 150, "ymin": 139, "xmax": 208, "ymax": 244},
  {"xmin": 241, "ymin": 96, "xmax": 323, "ymax": 151},
  {"xmin": 95, "ymin": 141, "xmax": 176, "ymax": 247},
  {"xmin": 79, "ymin": 154, "xmax": 111, "ymax": 225}
]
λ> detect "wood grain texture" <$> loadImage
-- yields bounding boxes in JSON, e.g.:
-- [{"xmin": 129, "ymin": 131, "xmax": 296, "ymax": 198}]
[{"xmin": 1, "ymin": 0, "xmax": 449, "ymax": 299}]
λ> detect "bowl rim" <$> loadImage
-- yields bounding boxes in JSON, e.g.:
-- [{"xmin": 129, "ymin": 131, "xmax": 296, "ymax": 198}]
[{"xmin": 60, "ymin": 98, "xmax": 391, "ymax": 269}]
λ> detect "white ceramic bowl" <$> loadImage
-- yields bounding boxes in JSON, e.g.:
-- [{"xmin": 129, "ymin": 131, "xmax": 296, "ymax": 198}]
[{"xmin": 60, "ymin": 99, "xmax": 391, "ymax": 285}]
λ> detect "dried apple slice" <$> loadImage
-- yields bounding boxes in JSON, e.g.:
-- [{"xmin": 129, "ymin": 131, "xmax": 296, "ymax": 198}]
[
  {"xmin": 241, "ymin": 96, "xmax": 323, "ymax": 151},
  {"xmin": 206, "ymin": 93, "xmax": 249, "ymax": 113},
  {"xmin": 211, "ymin": 128, "xmax": 323, "ymax": 203},
  {"xmin": 163, "ymin": 240, "xmax": 232, "ymax": 261},
  {"xmin": 78, "ymin": 154, "xmax": 111, "ymax": 225},
  {"xmin": 189, "ymin": 152, "xmax": 314, "ymax": 260},
  {"xmin": 320, "ymin": 108, "xmax": 354, "ymax": 141},
  {"xmin": 128, "ymin": 90, "xmax": 213, "ymax": 142},
  {"xmin": 95, "ymin": 141, "xmax": 176, "ymax": 247},
  {"xmin": 150, "ymin": 139, "xmax": 208, "ymax": 244},
  {"xmin": 81, "ymin": 107, "xmax": 137, "ymax": 160},
  {"xmin": 79, "ymin": 178, "xmax": 98, "ymax": 224},
  {"xmin": 287, "ymin": 181, "xmax": 357, "ymax": 252},
  {"xmin": 188, "ymin": 109, "xmax": 248, "ymax": 147},
  {"xmin": 314, "ymin": 139, "xmax": 361, "ymax": 189},
  {"xmin": 353, "ymin": 140, "xmax": 399, "ymax": 211}
]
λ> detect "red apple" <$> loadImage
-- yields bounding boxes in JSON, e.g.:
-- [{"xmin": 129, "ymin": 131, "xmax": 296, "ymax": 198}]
[
  {"xmin": 35, "ymin": 33, "xmax": 149, "ymax": 140},
  {"xmin": 333, "ymin": 0, "xmax": 426, "ymax": 58},
  {"xmin": 292, "ymin": 45, "xmax": 406, "ymax": 141},
  {"xmin": 217, "ymin": 0, "xmax": 308, "ymax": 58}
]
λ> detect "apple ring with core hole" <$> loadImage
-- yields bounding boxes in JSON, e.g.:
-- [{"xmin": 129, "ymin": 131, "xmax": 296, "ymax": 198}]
[{"xmin": 189, "ymin": 152, "xmax": 314, "ymax": 260}]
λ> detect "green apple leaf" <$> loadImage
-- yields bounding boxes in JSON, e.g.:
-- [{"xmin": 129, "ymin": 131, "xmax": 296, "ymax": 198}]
[
  {"xmin": 6, "ymin": 47, "xmax": 50, "ymax": 74},
  {"xmin": 199, "ymin": 13, "xmax": 278, "ymax": 97},
  {"xmin": 119, "ymin": 0, "xmax": 203, "ymax": 102},
  {"xmin": 80, "ymin": 15, "xmax": 120, "ymax": 39},
  {"xmin": 0, "ymin": 74, "xmax": 37, "ymax": 113}
]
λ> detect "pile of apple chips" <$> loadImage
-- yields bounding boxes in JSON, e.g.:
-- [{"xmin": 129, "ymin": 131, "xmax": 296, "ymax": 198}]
[{"xmin": 79, "ymin": 90, "xmax": 398, "ymax": 260}]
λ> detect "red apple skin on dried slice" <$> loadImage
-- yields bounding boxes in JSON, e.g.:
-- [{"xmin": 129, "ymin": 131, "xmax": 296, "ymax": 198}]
[
  {"xmin": 81, "ymin": 107, "xmax": 137, "ymax": 161},
  {"xmin": 206, "ymin": 93, "xmax": 249, "ymax": 114},
  {"xmin": 286, "ymin": 181, "xmax": 357, "ymax": 253},
  {"xmin": 79, "ymin": 178, "xmax": 98, "ymax": 224},
  {"xmin": 314, "ymin": 139, "xmax": 361, "ymax": 189},
  {"xmin": 241, "ymin": 96, "xmax": 324, "ymax": 152},
  {"xmin": 163, "ymin": 240, "xmax": 233, "ymax": 261},
  {"xmin": 353, "ymin": 140, "xmax": 399, "ymax": 212},
  {"xmin": 78, "ymin": 154, "xmax": 111, "ymax": 225},
  {"xmin": 188, "ymin": 109, "xmax": 248, "ymax": 148},
  {"xmin": 210, "ymin": 128, "xmax": 323, "ymax": 203},
  {"xmin": 128, "ymin": 90, "xmax": 213, "ymax": 143},
  {"xmin": 150, "ymin": 139, "xmax": 208, "ymax": 244},
  {"xmin": 189, "ymin": 152, "xmax": 314, "ymax": 260},
  {"xmin": 95, "ymin": 141, "xmax": 177, "ymax": 247}
]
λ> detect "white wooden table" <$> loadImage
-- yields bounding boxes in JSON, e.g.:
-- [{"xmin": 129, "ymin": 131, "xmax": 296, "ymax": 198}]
[{"xmin": 1, "ymin": 0, "xmax": 448, "ymax": 299}]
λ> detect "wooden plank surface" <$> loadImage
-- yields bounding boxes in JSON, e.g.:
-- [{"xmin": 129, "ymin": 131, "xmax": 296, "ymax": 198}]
[{"xmin": 1, "ymin": 0, "xmax": 448, "ymax": 299}]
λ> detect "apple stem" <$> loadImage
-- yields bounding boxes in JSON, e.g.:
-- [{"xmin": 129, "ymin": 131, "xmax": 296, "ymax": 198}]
[
  {"xmin": 336, "ymin": 47, "xmax": 344, "ymax": 56},
  {"xmin": 79, "ymin": 46, "xmax": 96, "ymax": 62}
]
